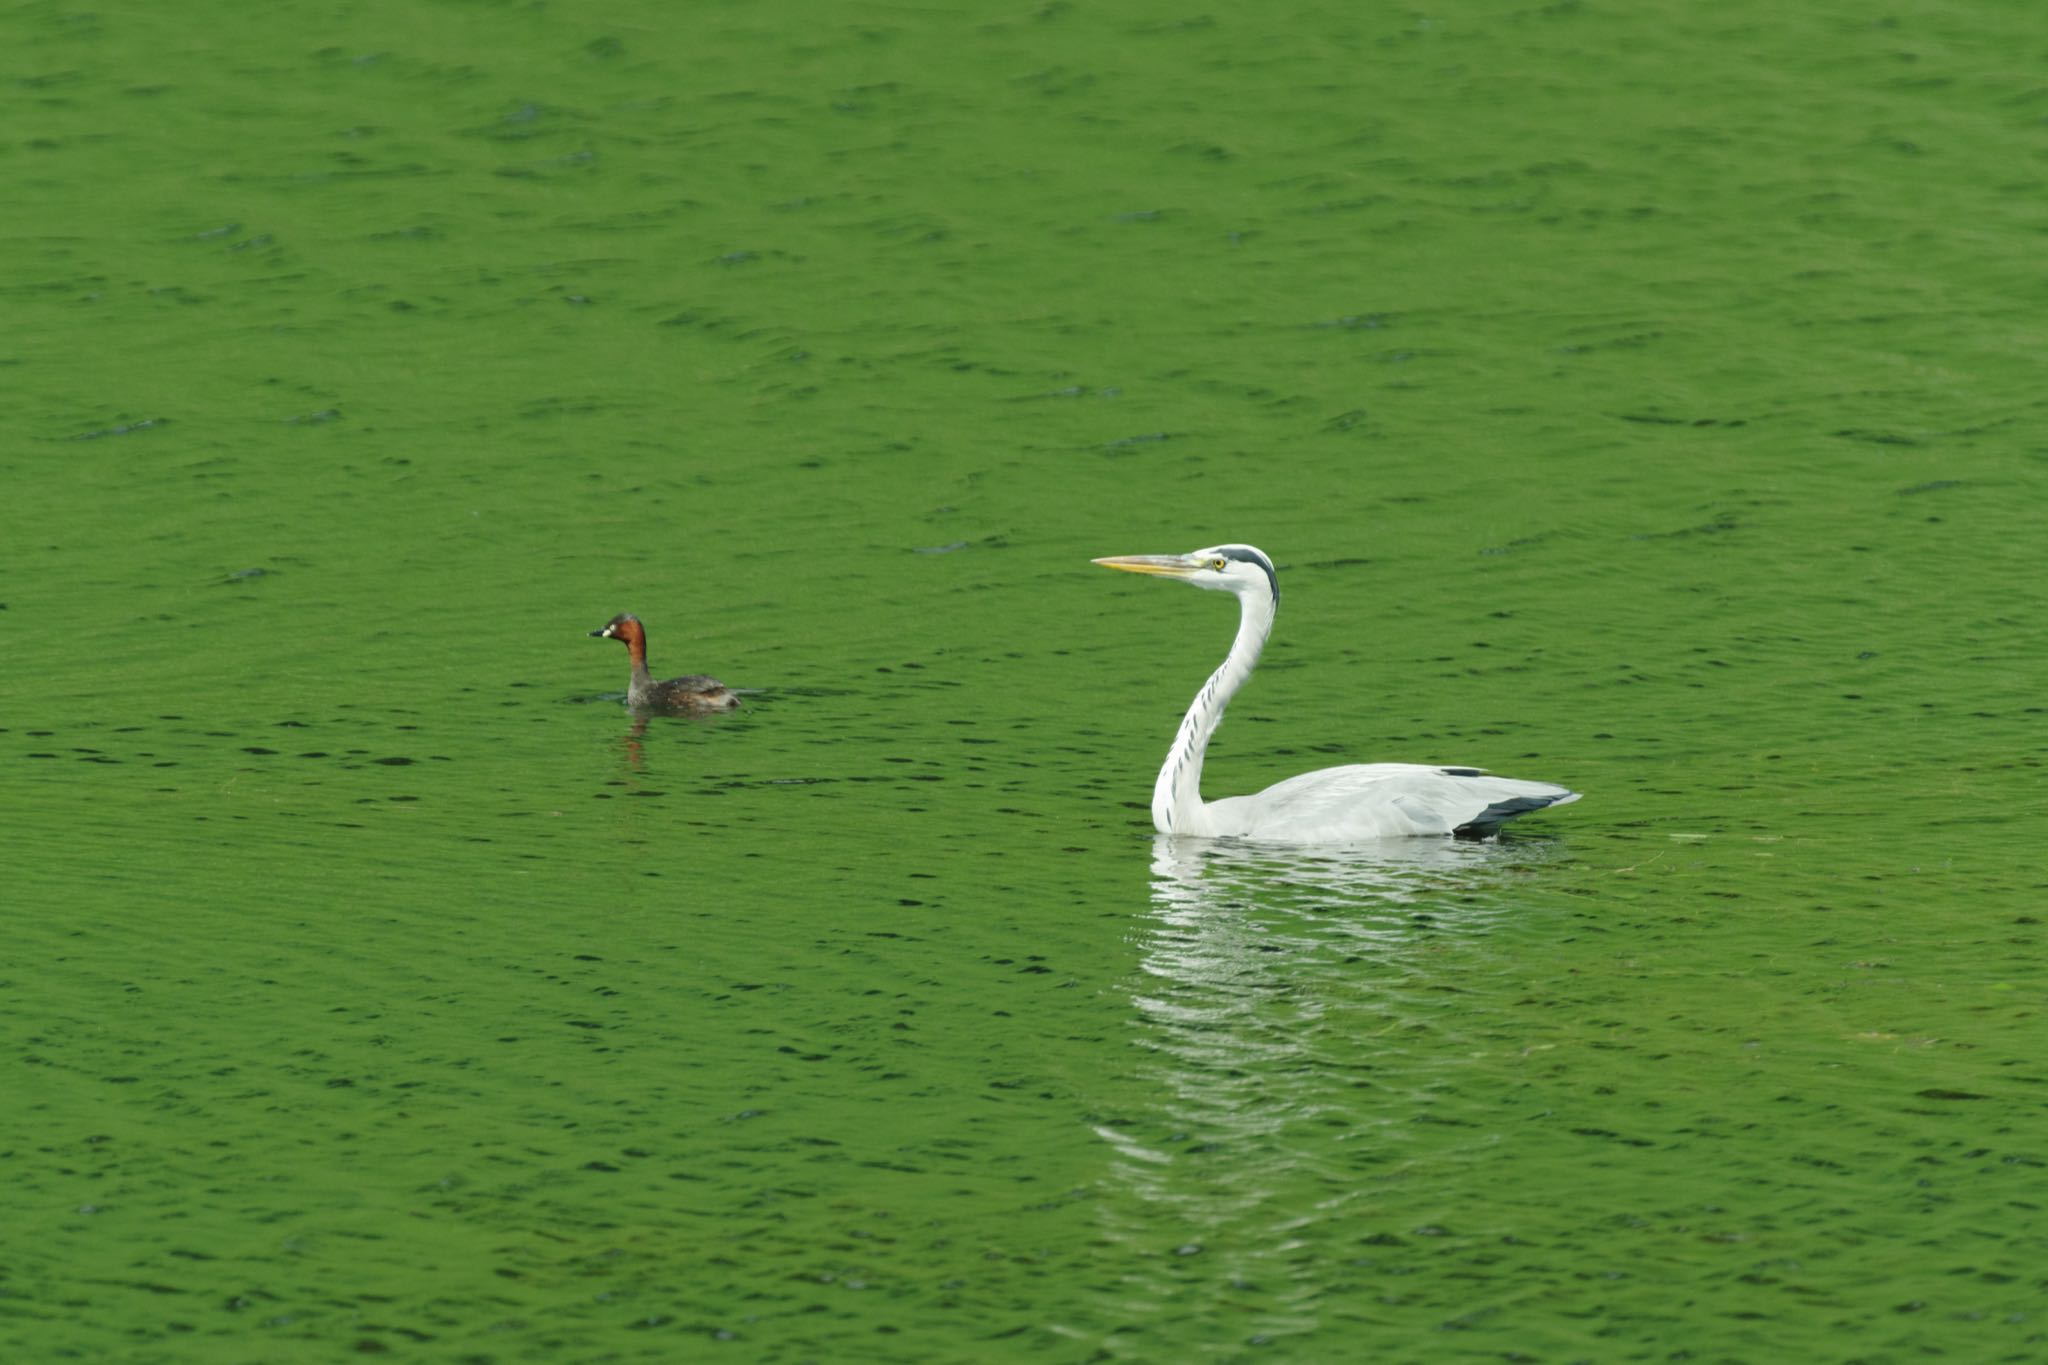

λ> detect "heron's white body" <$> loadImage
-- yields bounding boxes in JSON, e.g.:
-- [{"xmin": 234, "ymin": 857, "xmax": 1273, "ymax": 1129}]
[
  {"xmin": 1099, "ymin": 543, "xmax": 1580, "ymax": 843},
  {"xmin": 1188, "ymin": 764, "xmax": 1578, "ymax": 840}
]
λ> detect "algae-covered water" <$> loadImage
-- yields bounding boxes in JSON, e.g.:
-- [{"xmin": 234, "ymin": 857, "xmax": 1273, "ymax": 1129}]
[{"xmin": 5, "ymin": 1, "xmax": 2045, "ymax": 1360}]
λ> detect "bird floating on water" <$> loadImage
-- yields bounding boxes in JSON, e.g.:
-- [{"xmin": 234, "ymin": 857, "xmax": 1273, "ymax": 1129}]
[
  {"xmin": 1093, "ymin": 544, "xmax": 1579, "ymax": 841},
  {"xmin": 589, "ymin": 613, "xmax": 740, "ymax": 714}
]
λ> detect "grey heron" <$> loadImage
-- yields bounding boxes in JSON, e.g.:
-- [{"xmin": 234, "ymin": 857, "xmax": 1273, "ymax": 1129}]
[{"xmin": 1094, "ymin": 545, "xmax": 1579, "ymax": 841}]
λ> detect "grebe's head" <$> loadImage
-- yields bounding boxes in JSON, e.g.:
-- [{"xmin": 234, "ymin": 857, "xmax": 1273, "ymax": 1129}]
[
  {"xmin": 1092, "ymin": 544, "xmax": 1278, "ymax": 602},
  {"xmin": 590, "ymin": 613, "xmax": 645, "ymax": 643}
]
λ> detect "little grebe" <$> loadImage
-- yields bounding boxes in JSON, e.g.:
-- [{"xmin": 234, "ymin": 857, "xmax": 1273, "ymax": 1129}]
[{"xmin": 589, "ymin": 613, "xmax": 740, "ymax": 714}]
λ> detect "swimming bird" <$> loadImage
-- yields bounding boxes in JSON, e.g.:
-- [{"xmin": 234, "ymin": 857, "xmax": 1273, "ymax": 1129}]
[
  {"xmin": 588, "ymin": 613, "xmax": 740, "ymax": 714},
  {"xmin": 1094, "ymin": 545, "xmax": 1579, "ymax": 841}
]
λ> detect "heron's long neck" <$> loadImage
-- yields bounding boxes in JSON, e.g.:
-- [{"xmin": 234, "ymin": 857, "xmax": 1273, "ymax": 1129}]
[{"xmin": 1154, "ymin": 588, "xmax": 1275, "ymax": 834}]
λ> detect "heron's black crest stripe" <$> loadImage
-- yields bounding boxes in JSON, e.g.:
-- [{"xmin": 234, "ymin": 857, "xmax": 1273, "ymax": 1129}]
[
  {"xmin": 1218, "ymin": 546, "xmax": 1279, "ymax": 604},
  {"xmin": 1440, "ymin": 766, "xmax": 1485, "ymax": 777},
  {"xmin": 1453, "ymin": 793, "xmax": 1572, "ymax": 837}
]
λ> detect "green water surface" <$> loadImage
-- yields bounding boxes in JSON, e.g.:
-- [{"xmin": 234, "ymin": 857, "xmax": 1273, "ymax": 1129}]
[{"xmin": 4, "ymin": 1, "xmax": 2045, "ymax": 1361}]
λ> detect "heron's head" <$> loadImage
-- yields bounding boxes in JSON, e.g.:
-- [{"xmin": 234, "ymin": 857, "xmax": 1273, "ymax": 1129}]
[{"xmin": 1093, "ymin": 544, "xmax": 1278, "ymax": 601}]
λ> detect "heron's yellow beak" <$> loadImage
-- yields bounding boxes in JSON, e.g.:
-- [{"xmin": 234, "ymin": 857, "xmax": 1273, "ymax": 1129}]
[{"xmin": 1092, "ymin": 554, "xmax": 1196, "ymax": 577}]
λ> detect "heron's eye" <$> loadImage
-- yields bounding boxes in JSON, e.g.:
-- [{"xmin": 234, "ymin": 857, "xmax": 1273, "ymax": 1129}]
[{"xmin": 1210, "ymin": 557, "xmax": 1226, "ymax": 570}]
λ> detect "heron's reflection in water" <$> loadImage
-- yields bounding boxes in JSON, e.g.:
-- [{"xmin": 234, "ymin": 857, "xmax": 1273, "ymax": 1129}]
[
  {"xmin": 1139, "ymin": 831, "xmax": 1560, "ymax": 1014},
  {"xmin": 1096, "ymin": 834, "xmax": 1567, "ymax": 1328}
]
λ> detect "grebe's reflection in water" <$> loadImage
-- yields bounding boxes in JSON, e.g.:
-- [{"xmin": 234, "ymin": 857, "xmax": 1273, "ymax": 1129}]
[{"xmin": 1094, "ymin": 834, "xmax": 1571, "ymax": 1330}]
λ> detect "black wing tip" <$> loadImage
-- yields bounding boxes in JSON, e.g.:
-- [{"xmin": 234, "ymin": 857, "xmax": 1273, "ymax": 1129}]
[{"xmin": 1452, "ymin": 790, "xmax": 1580, "ymax": 838}]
